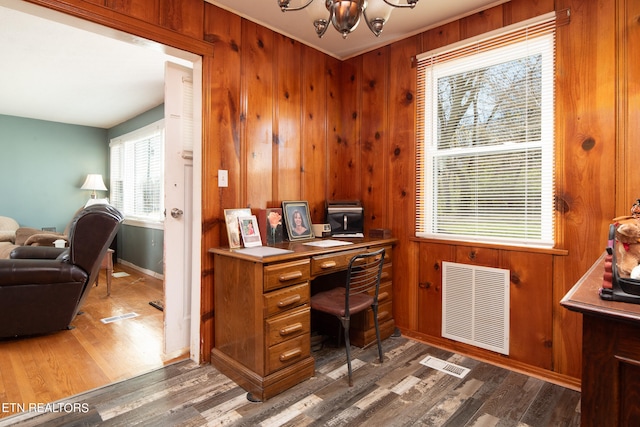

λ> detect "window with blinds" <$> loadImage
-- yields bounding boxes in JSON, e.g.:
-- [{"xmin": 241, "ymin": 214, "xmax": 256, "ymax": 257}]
[
  {"xmin": 110, "ymin": 120, "xmax": 165, "ymax": 224},
  {"xmin": 416, "ymin": 12, "xmax": 560, "ymax": 248}
]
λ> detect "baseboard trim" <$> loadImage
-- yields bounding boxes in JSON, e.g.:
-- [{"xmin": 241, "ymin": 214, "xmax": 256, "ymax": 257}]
[{"xmin": 116, "ymin": 259, "xmax": 164, "ymax": 280}]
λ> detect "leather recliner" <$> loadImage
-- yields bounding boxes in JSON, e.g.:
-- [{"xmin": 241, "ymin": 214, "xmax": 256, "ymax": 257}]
[{"xmin": 0, "ymin": 204, "xmax": 123, "ymax": 338}]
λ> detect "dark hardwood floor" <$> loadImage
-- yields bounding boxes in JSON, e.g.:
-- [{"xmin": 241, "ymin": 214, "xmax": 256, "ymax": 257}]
[
  {"xmin": 0, "ymin": 331, "xmax": 581, "ymax": 426},
  {"xmin": 0, "ymin": 263, "xmax": 187, "ymax": 421}
]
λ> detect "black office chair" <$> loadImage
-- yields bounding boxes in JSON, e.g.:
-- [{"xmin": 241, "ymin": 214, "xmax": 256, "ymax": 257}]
[{"xmin": 310, "ymin": 248, "xmax": 386, "ymax": 386}]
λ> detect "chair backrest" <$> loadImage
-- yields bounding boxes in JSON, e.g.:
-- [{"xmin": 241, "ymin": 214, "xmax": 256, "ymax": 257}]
[
  {"xmin": 344, "ymin": 248, "xmax": 386, "ymax": 311},
  {"xmin": 66, "ymin": 204, "xmax": 123, "ymax": 313}
]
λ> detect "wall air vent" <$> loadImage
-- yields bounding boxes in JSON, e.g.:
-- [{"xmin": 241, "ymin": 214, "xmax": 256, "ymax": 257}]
[{"xmin": 442, "ymin": 262, "xmax": 510, "ymax": 355}]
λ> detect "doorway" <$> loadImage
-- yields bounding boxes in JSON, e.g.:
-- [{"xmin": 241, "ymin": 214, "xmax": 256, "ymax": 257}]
[{"xmin": 0, "ymin": 0, "xmax": 203, "ymax": 366}]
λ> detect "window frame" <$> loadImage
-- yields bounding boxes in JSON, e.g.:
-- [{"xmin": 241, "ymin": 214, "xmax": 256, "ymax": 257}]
[
  {"xmin": 416, "ymin": 13, "xmax": 557, "ymax": 248},
  {"xmin": 109, "ymin": 119, "xmax": 165, "ymax": 229}
]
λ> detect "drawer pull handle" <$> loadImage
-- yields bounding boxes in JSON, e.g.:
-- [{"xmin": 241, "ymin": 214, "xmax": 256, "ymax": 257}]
[
  {"xmin": 279, "ymin": 348, "xmax": 302, "ymax": 362},
  {"xmin": 279, "ymin": 323, "xmax": 303, "ymax": 336},
  {"xmin": 277, "ymin": 295, "xmax": 301, "ymax": 307},
  {"xmin": 378, "ymin": 291, "xmax": 389, "ymax": 302},
  {"xmin": 320, "ymin": 261, "xmax": 337, "ymax": 269},
  {"xmin": 279, "ymin": 271, "xmax": 303, "ymax": 282}
]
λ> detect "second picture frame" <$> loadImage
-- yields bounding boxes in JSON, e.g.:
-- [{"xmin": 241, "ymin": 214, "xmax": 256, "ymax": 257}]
[{"xmin": 282, "ymin": 201, "xmax": 314, "ymax": 241}]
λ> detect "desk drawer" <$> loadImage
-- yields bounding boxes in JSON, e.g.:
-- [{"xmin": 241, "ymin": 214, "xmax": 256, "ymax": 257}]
[
  {"xmin": 264, "ymin": 259, "xmax": 310, "ymax": 292},
  {"xmin": 351, "ymin": 299, "xmax": 393, "ymax": 330},
  {"xmin": 267, "ymin": 333, "xmax": 311, "ymax": 373},
  {"xmin": 379, "ymin": 246, "xmax": 393, "ymax": 263},
  {"xmin": 376, "ymin": 280, "xmax": 393, "ymax": 304},
  {"xmin": 380, "ymin": 263, "xmax": 392, "ymax": 284},
  {"xmin": 264, "ymin": 282, "xmax": 310, "ymax": 318},
  {"xmin": 311, "ymin": 248, "xmax": 367, "ymax": 276},
  {"xmin": 266, "ymin": 306, "xmax": 310, "ymax": 347}
]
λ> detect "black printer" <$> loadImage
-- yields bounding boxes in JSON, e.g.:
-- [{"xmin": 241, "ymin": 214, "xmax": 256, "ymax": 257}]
[{"xmin": 326, "ymin": 200, "xmax": 364, "ymax": 236}]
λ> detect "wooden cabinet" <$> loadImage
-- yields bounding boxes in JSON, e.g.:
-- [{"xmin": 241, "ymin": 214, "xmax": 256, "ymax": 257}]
[
  {"xmin": 210, "ymin": 237, "xmax": 395, "ymax": 401},
  {"xmin": 561, "ymin": 253, "xmax": 640, "ymax": 426}
]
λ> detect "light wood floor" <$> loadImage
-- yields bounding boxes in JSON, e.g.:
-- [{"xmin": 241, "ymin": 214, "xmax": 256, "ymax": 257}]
[
  {"xmin": 0, "ymin": 263, "xmax": 187, "ymax": 420},
  {"xmin": 0, "ymin": 335, "xmax": 581, "ymax": 426}
]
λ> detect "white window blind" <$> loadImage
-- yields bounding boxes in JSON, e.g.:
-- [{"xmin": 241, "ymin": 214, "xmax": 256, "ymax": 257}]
[
  {"xmin": 416, "ymin": 12, "xmax": 562, "ymax": 248},
  {"xmin": 110, "ymin": 120, "xmax": 165, "ymax": 224}
]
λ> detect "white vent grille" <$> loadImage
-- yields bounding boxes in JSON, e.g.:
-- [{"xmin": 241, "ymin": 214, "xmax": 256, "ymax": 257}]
[
  {"xmin": 442, "ymin": 262, "xmax": 510, "ymax": 355},
  {"xmin": 100, "ymin": 312, "xmax": 139, "ymax": 324},
  {"xmin": 420, "ymin": 356, "xmax": 470, "ymax": 378}
]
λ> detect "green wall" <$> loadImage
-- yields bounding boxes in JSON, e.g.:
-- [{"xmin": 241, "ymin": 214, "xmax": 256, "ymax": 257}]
[{"xmin": 0, "ymin": 114, "xmax": 107, "ymax": 231}]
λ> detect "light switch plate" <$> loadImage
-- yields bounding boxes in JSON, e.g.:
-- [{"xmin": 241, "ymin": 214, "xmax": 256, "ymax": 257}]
[{"xmin": 218, "ymin": 170, "xmax": 228, "ymax": 187}]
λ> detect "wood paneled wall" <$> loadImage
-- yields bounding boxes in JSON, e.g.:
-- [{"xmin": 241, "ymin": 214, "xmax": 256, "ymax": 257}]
[{"xmin": 25, "ymin": 0, "xmax": 638, "ymax": 387}]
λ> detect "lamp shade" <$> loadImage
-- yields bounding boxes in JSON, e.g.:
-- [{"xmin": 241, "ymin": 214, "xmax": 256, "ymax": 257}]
[{"xmin": 81, "ymin": 174, "xmax": 108, "ymax": 198}]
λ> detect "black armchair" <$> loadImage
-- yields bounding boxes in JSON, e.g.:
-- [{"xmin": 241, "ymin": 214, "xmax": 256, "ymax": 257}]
[{"xmin": 0, "ymin": 204, "xmax": 123, "ymax": 338}]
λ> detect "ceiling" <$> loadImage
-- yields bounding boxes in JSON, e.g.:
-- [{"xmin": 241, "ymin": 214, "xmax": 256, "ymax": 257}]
[
  {"xmin": 0, "ymin": 0, "xmax": 503, "ymax": 129},
  {"xmin": 207, "ymin": 0, "xmax": 506, "ymax": 59},
  {"xmin": 0, "ymin": 0, "xmax": 194, "ymax": 129}
]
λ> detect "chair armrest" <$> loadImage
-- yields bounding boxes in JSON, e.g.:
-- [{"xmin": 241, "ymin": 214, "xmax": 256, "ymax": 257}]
[
  {"xmin": 0, "ymin": 258, "xmax": 87, "ymax": 285},
  {"xmin": 10, "ymin": 246, "xmax": 66, "ymax": 260}
]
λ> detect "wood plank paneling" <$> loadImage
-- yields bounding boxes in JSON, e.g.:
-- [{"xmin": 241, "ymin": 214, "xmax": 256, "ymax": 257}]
[
  {"xmin": 422, "ymin": 19, "xmax": 460, "ymax": 53},
  {"xmin": 459, "ymin": 4, "xmax": 504, "ymax": 39},
  {"xmin": 387, "ymin": 35, "xmax": 420, "ymax": 331},
  {"xmin": 616, "ymin": 0, "xmax": 640, "ymax": 213},
  {"xmin": 103, "ymin": 0, "xmax": 159, "ymax": 23},
  {"xmin": 325, "ymin": 56, "xmax": 344, "ymax": 201},
  {"xmin": 552, "ymin": 0, "xmax": 617, "ymax": 379},
  {"xmin": 159, "ymin": 0, "xmax": 203, "ymax": 40},
  {"xmin": 455, "ymin": 246, "xmax": 499, "ymax": 267},
  {"xmin": 329, "ymin": 58, "xmax": 361, "ymax": 201},
  {"xmin": 503, "ymin": 251, "xmax": 553, "ymax": 369},
  {"xmin": 202, "ymin": 4, "xmax": 243, "ymax": 358},
  {"xmin": 274, "ymin": 35, "xmax": 302, "ymax": 202},
  {"xmin": 300, "ymin": 46, "xmax": 328, "ymax": 223},
  {"xmin": 242, "ymin": 21, "xmax": 274, "ymax": 209},
  {"xmin": 417, "ymin": 242, "xmax": 454, "ymax": 336},
  {"xmin": 360, "ymin": 47, "xmax": 389, "ymax": 232},
  {"xmin": 503, "ymin": 0, "xmax": 555, "ymax": 24}
]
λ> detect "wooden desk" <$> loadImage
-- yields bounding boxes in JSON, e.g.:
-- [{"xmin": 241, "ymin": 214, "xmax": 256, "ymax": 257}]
[
  {"xmin": 209, "ymin": 237, "xmax": 396, "ymax": 401},
  {"xmin": 561, "ymin": 252, "xmax": 640, "ymax": 426}
]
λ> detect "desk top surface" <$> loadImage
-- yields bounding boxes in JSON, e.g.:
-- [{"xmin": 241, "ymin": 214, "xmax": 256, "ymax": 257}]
[
  {"xmin": 209, "ymin": 237, "xmax": 396, "ymax": 264},
  {"xmin": 560, "ymin": 251, "xmax": 640, "ymax": 323}
]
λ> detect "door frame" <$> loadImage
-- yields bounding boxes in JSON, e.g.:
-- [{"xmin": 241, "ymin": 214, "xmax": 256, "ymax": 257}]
[{"xmin": 5, "ymin": 0, "xmax": 205, "ymax": 363}]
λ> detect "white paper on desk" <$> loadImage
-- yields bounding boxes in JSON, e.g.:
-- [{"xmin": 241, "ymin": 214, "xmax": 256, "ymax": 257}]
[
  {"xmin": 233, "ymin": 246, "xmax": 293, "ymax": 257},
  {"xmin": 303, "ymin": 240, "xmax": 354, "ymax": 248}
]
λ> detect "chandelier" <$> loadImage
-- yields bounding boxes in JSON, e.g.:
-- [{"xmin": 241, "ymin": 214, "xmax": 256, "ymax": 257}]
[{"xmin": 277, "ymin": 0, "xmax": 419, "ymax": 39}]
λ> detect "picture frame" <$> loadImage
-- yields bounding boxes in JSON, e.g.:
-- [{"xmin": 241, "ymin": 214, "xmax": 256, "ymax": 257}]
[
  {"xmin": 238, "ymin": 215, "xmax": 262, "ymax": 247},
  {"xmin": 254, "ymin": 208, "xmax": 284, "ymax": 245},
  {"xmin": 224, "ymin": 208, "xmax": 251, "ymax": 248},
  {"xmin": 282, "ymin": 201, "xmax": 314, "ymax": 241}
]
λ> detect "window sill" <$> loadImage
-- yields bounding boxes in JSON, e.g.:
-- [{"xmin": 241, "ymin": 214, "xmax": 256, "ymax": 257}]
[{"xmin": 409, "ymin": 236, "xmax": 568, "ymax": 256}]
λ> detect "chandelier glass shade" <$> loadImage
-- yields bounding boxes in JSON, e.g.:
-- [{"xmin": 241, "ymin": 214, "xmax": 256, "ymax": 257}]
[{"xmin": 277, "ymin": 0, "xmax": 419, "ymax": 39}]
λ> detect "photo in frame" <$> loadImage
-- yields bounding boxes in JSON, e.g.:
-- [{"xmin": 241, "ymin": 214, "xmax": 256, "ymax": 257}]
[
  {"xmin": 254, "ymin": 208, "xmax": 284, "ymax": 245},
  {"xmin": 224, "ymin": 208, "xmax": 251, "ymax": 248},
  {"xmin": 282, "ymin": 201, "xmax": 314, "ymax": 241},
  {"xmin": 238, "ymin": 215, "xmax": 262, "ymax": 247}
]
